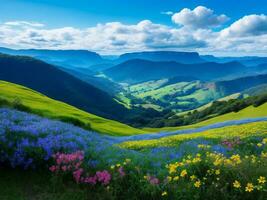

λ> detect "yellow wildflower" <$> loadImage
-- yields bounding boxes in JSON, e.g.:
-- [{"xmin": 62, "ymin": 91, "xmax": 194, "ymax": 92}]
[
  {"xmin": 261, "ymin": 152, "xmax": 267, "ymax": 158},
  {"xmin": 194, "ymin": 180, "xmax": 201, "ymax": 188},
  {"xmin": 173, "ymin": 176, "xmax": 179, "ymax": 181},
  {"xmin": 215, "ymin": 169, "xmax": 220, "ymax": 175},
  {"xmin": 161, "ymin": 191, "xmax": 167, "ymax": 196},
  {"xmin": 168, "ymin": 163, "xmax": 178, "ymax": 174},
  {"xmin": 213, "ymin": 158, "xmax": 223, "ymax": 166},
  {"xmin": 245, "ymin": 183, "xmax": 254, "ymax": 192},
  {"xmin": 251, "ymin": 155, "xmax": 256, "ymax": 163},
  {"xmin": 233, "ymin": 180, "xmax": 241, "ymax": 188},
  {"xmin": 257, "ymin": 143, "xmax": 263, "ymax": 147},
  {"xmin": 230, "ymin": 154, "xmax": 242, "ymax": 165},
  {"xmin": 180, "ymin": 169, "xmax": 187, "ymax": 177},
  {"xmin": 257, "ymin": 176, "xmax": 266, "ymax": 184},
  {"xmin": 190, "ymin": 175, "xmax": 197, "ymax": 181},
  {"xmin": 192, "ymin": 157, "xmax": 201, "ymax": 163},
  {"xmin": 110, "ymin": 165, "xmax": 115, "ymax": 170},
  {"xmin": 167, "ymin": 176, "xmax": 172, "ymax": 182}
]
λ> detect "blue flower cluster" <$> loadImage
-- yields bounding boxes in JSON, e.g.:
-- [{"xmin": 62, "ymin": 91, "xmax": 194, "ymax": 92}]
[{"xmin": 0, "ymin": 108, "xmax": 115, "ymax": 169}]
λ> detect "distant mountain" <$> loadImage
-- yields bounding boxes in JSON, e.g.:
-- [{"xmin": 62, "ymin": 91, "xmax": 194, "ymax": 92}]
[
  {"xmin": 117, "ymin": 51, "xmax": 205, "ymax": 64},
  {"xmin": 215, "ymin": 74, "xmax": 267, "ymax": 95},
  {"xmin": 104, "ymin": 59, "xmax": 246, "ymax": 84},
  {"xmin": 202, "ymin": 55, "xmax": 267, "ymax": 67},
  {"xmin": 0, "ymin": 47, "xmax": 106, "ymax": 69},
  {"xmin": 0, "ymin": 53, "xmax": 129, "ymax": 120}
]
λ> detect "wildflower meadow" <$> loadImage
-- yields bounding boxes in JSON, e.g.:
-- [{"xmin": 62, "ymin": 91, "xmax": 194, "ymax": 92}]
[{"xmin": 0, "ymin": 108, "xmax": 266, "ymax": 199}]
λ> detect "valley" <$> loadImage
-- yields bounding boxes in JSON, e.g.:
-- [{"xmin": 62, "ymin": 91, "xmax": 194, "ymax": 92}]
[{"xmin": 0, "ymin": 48, "xmax": 267, "ymax": 200}]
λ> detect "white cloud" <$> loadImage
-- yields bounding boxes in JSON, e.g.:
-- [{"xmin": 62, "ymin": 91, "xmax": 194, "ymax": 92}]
[
  {"xmin": 220, "ymin": 14, "xmax": 267, "ymax": 37},
  {"xmin": 172, "ymin": 6, "xmax": 229, "ymax": 29},
  {"xmin": 1, "ymin": 10, "xmax": 267, "ymax": 55},
  {"xmin": 4, "ymin": 21, "xmax": 44, "ymax": 27},
  {"xmin": 0, "ymin": 20, "xmax": 206, "ymax": 53}
]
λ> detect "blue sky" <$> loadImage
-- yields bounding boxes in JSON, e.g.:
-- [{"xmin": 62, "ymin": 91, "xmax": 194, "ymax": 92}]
[
  {"xmin": 1, "ymin": 0, "xmax": 266, "ymax": 28},
  {"xmin": 0, "ymin": 0, "xmax": 267, "ymax": 56}
]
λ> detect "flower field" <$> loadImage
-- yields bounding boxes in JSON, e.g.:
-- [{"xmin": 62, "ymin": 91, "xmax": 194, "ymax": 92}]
[{"xmin": 0, "ymin": 108, "xmax": 267, "ymax": 200}]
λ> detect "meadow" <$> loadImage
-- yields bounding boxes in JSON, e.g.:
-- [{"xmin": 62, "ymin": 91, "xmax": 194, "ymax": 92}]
[{"xmin": 0, "ymin": 108, "xmax": 266, "ymax": 200}]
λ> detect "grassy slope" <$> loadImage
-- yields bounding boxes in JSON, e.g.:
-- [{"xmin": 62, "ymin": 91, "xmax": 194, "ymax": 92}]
[
  {"xmin": 144, "ymin": 102, "xmax": 267, "ymax": 132},
  {"xmin": 177, "ymin": 93, "xmax": 242, "ymax": 116},
  {"xmin": 0, "ymin": 81, "xmax": 145, "ymax": 136},
  {"xmin": 120, "ymin": 121, "xmax": 267, "ymax": 149}
]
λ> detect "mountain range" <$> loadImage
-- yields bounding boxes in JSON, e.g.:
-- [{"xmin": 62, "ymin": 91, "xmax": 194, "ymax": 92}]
[
  {"xmin": 0, "ymin": 47, "xmax": 105, "ymax": 69},
  {"xmin": 117, "ymin": 51, "xmax": 205, "ymax": 64},
  {"xmin": 104, "ymin": 59, "xmax": 246, "ymax": 84}
]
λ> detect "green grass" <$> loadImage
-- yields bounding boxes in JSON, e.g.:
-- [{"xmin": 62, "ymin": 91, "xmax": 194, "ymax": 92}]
[
  {"xmin": 0, "ymin": 81, "xmax": 145, "ymax": 136},
  {"xmin": 0, "ymin": 168, "xmax": 89, "ymax": 200},
  {"xmin": 134, "ymin": 82, "xmax": 190, "ymax": 99},
  {"xmin": 127, "ymin": 80, "xmax": 224, "ymax": 112},
  {"xmin": 129, "ymin": 79, "xmax": 168, "ymax": 94},
  {"xmin": 114, "ymin": 92, "xmax": 132, "ymax": 109},
  {"xmin": 177, "ymin": 93, "xmax": 242, "ymax": 116},
  {"xmin": 143, "ymin": 102, "xmax": 267, "ymax": 132}
]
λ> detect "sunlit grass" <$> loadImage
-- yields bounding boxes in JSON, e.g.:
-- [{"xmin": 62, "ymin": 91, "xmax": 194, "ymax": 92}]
[
  {"xmin": 0, "ymin": 81, "xmax": 145, "ymax": 136},
  {"xmin": 143, "ymin": 103, "xmax": 267, "ymax": 132}
]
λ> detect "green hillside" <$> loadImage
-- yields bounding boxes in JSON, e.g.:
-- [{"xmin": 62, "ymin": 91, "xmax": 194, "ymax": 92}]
[
  {"xmin": 126, "ymin": 80, "xmax": 222, "ymax": 112},
  {"xmin": 0, "ymin": 81, "xmax": 145, "ymax": 136},
  {"xmin": 144, "ymin": 102, "xmax": 267, "ymax": 132}
]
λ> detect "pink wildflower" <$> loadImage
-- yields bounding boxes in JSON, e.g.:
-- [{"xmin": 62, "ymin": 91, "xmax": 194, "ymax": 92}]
[
  {"xmin": 49, "ymin": 165, "xmax": 57, "ymax": 172},
  {"xmin": 73, "ymin": 168, "xmax": 84, "ymax": 183},
  {"xmin": 96, "ymin": 170, "xmax": 112, "ymax": 185}
]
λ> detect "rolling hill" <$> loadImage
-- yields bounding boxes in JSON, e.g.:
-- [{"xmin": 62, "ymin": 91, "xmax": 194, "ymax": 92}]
[
  {"xmin": 0, "ymin": 81, "xmax": 145, "ymax": 136},
  {"xmin": 215, "ymin": 74, "xmax": 267, "ymax": 95},
  {"xmin": 104, "ymin": 59, "xmax": 246, "ymax": 84},
  {"xmin": 0, "ymin": 53, "xmax": 129, "ymax": 121}
]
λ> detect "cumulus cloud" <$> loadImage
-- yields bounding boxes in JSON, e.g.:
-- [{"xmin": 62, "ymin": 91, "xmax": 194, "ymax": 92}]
[
  {"xmin": 172, "ymin": 6, "xmax": 229, "ymax": 29},
  {"xmin": 0, "ymin": 20, "xmax": 206, "ymax": 53},
  {"xmin": 220, "ymin": 14, "xmax": 267, "ymax": 37},
  {"xmin": 0, "ymin": 8, "xmax": 267, "ymax": 55}
]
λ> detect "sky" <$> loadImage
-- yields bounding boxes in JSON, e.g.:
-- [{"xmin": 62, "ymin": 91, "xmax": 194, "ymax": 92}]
[{"xmin": 0, "ymin": 0, "xmax": 267, "ymax": 56}]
